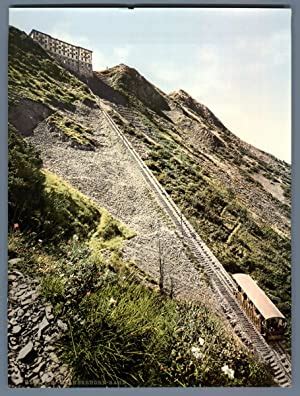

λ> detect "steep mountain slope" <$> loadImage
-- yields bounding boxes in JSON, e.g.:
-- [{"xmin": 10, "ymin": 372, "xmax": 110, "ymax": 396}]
[
  {"xmin": 169, "ymin": 89, "xmax": 291, "ymax": 211},
  {"xmin": 7, "ymin": 26, "xmax": 290, "ymax": 386},
  {"xmin": 96, "ymin": 65, "xmax": 291, "ymax": 337}
]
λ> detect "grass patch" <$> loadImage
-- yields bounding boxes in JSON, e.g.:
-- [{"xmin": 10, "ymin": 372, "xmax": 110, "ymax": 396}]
[
  {"xmin": 47, "ymin": 111, "xmax": 97, "ymax": 148},
  {"xmin": 89, "ymin": 208, "xmax": 135, "ymax": 254},
  {"xmin": 42, "ymin": 169, "xmax": 102, "ymax": 239}
]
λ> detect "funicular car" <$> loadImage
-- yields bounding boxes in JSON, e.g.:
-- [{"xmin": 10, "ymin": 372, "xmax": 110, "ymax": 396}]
[{"xmin": 232, "ymin": 273, "xmax": 286, "ymax": 341}]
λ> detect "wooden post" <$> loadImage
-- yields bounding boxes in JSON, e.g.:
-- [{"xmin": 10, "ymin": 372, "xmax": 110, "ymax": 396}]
[
  {"xmin": 170, "ymin": 276, "xmax": 174, "ymax": 299},
  {"xmin": 180, "ymin": 212, "xmax": 184, "ymax": 238},
  {"xmin": 158, "ymin": 239, "xmax": 164, "ymax": 294}
]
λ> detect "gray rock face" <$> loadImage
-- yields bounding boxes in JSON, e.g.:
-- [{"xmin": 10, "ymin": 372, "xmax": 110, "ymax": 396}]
[
  {"xmin": 27, "ymin": 105, "xmax": 215, "ymax": 303},
  {"xmin": 8, "ymin": 98, "xmax": 53, "ymax": 137}
]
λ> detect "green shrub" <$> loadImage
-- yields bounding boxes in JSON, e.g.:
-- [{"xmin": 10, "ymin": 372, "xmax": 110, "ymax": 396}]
[
  {"xmin": 41, "ymin": 275, "xmax": 65, "ymax": 303},
  {"xmin": 8, "ymin": 124, "xmax": 45, "ymax": 228}
]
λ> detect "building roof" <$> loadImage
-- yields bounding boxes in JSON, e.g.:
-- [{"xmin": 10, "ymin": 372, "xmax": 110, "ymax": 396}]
[
  {"xmin": 29, "ymin": 29, "xmax": 93, "ymax": 53},
  {"xmin": 232, "ymin": 273, "xmax": 285, "ymax": 320}
]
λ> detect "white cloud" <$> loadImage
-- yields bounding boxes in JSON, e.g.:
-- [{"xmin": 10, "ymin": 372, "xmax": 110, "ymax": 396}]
[
  {"xmin": 49, "ymin": 28, "xmax": 91, "ymax": 52},
  {"xmin": 113, "ymin": 46, "xmax": 132, "ymax": 62},
  {"xmin": 197, "ymin": 45, "xmax": 218, "ymax": 64},
  {"xmin": 147, "ymin": 61, "xmax": 184, "ymax": 85},
  {"xmin": 234, "ymin": 30, "xmax": 291, "ymax": 71}
]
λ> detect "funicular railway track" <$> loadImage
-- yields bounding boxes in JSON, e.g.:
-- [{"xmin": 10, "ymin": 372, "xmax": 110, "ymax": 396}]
[{"xmin": 99, "ymin": 101, "xmax": 292, "ymax": 387}]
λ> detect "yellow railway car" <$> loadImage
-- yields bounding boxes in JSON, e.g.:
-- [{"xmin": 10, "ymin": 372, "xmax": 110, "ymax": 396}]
[{"xmin": 232, "ymin": 273, "xmax": 286, "ymax": 341}]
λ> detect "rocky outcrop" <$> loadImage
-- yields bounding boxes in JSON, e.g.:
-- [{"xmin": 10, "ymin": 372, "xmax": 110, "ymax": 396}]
[
  {"xmin": 9, "ymin": 99, "xmax": 52, "ymax": 137},
  {"xmin": 97, "ymin": 64, "xmax": 170, "ymax": 114},
  {"xmin": 169, "ymin": 90, "xmax": 227, "ymax": 132},
  {"xmin": 87, "ymin": 73, "xmax": 128, "ymax": 106}
]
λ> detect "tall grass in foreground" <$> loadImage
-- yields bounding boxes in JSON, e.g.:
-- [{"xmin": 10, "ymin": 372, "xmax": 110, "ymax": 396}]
[{"xmin": 64, "ymin": 276, "xmax": 177, "ymax": 386}]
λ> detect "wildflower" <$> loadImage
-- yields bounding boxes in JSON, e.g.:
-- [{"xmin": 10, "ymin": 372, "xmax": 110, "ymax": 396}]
[
  {"xmin": 109, "ymin": 297, "xmax": 117, "ymax": 305},
  {"xmin": 191, "ymin": 346, "xmax": 203, "ymax": 360},
  {"xmin": 198, "ymin": 337, "xmax": 205, "ymax": 346},
  {"xmin": 13, "ymin": 223, "xmax": 19, "ymax": 231},
  {"xmin": 38, "ymin": 239, "xmax": 43, "ymax": 243},
  {"xmin": 73, "ymin": 234, "xmax": 79, "ymax": 241},
  {"xmin": 221, "ymin": 364, "xmax": 235, "ymax": 379}
]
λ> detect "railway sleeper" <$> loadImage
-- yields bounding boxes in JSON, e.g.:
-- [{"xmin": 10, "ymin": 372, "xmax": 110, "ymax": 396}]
[
  {"xmin": 273, "ymin": 367, "xmax": 283, "ymax": 376},
  {"xmin": 279, "ymin": 382, "xmax": 291, "ymax": 388},
  {"xmin": 275, "ymin": 373, "xmax": 288, "ymax": 381},
  {"xmin": 270, "ymin": 361, "xmax": 279, "ymax": 370}
]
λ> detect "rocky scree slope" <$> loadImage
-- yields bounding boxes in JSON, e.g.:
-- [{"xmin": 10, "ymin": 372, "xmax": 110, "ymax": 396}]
[
  {"xmin": 27, "ymin": 102, "xmax": 216, "ymax": 304},
  {"xmin": 8, "ymin": 265, "xmax": 70, "ymax": 387}
]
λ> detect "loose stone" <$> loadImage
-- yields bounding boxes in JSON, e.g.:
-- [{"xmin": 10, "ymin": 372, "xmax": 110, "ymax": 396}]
[
  {"xmin": 8, "ymin": 258, "xmax": 23, "ymax": 266},
  {"xmin": 12, "ymin": 325, "xmax": 22, "ymax": 335},
  {"xmin": 49, "ymin": 352, "xmax": 59, "ymax": 363},
  {"xmin": 17, "ymin": 341, "xmax": 34, "ymax": 362},
  {"xmin": 57, "ymin": 319, "xmax": 68, "ymax": 332},
  {"xmin": 37, "ymin": 317, "xmax": 49, "ymax": 338},
  {"xmin": 40, "ymin": 372, "xmax": 54, "ymax": 384},
  {"xmin": 16, "ymin": 308, "xmax": 25, "ymax": 318},
  {"xmin": 45, "ymin": 305, "xmax": 54, "ymax": 320},
  {"xmin": 10, "ymin": 368, "xmax": 23, "ymax": 386},
  {"xmin": 33, "ymin": 360, "xmax": 46, "ymax": 374},
  {"xmin": 21, "ymin": 298, "xmax": 33, "ymax": 306}
]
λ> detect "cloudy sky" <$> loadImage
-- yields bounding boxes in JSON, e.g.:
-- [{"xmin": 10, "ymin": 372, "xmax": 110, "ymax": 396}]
[{"xmin": 9, "ymin": 7, "xmax": 291, "ymax": 162}]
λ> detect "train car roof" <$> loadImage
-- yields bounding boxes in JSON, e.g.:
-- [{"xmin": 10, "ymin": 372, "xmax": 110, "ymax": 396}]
[{"xmin": 232, "ymin": 273, "xmax": 285, "ymax": 320}]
